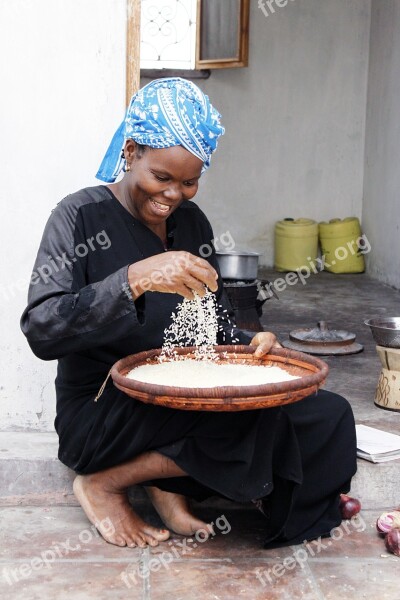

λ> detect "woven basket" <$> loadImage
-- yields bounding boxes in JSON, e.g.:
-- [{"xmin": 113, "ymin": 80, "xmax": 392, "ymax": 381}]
[{"xmin": 110, "ymin": 346, "xmax": 328, "ymax": 411}]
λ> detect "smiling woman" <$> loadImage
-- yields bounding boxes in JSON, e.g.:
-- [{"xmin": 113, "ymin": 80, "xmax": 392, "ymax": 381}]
[
  {"xmin": 114, "ymin": 143, "xmax": 202, "ymax": 241},
  {"xmin": 21, "ymin": 77, "xmax": 357, "ymax": 551}
]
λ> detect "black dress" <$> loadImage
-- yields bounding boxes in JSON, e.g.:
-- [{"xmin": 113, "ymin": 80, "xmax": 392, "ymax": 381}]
[{"xmin": 21, "ymin": 185, "xmax": 357, "ymax": 547}]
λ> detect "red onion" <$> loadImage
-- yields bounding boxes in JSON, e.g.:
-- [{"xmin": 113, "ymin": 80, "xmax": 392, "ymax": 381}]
[
  {"xmin": 339, "ymin": 494, "xmax": 361, "ymax": 519},
  {"xmin": 376, "ymin": 510, "xmax": 400, "ymax": 534},
  {"xmin": 385, "ymin": 528, "xmax": 400, "ymax": 557}
]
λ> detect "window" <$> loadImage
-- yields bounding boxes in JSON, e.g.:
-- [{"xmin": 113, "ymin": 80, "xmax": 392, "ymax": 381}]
[
  {"xmin": 140, "ymin": 0, "xmax": 197, "ymax": 70},
  {"xmin": 126, "ymin": 0, "xmax": 249, "ymax": 98},
  {"xmin": 196, "ymin": 0, "xmax": 249, "ymax": 69}
]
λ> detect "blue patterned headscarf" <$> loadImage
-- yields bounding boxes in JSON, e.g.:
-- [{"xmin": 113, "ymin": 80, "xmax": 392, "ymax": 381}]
[{"xmin": 96, "ymin": 77, "xmax": 225, "ymax": 183}]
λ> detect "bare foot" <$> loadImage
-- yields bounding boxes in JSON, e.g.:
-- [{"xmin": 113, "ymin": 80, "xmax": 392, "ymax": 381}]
[
  {"xmin": 146, "ymin": 486, "xmax": 214, "ymax": 538},
  {"xmin": 73, "ymin": 475, "xmax": 170, "ymax": 548}
]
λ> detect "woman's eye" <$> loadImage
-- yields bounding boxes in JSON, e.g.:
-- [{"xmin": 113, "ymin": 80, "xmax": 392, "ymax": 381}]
[
  {"xmin": 183, "ymin": 180, "xmax": 195, "ymax": 187},
  {"xmin": 154, "ymin": 174, "xmax": 169, "ymax": 182}
]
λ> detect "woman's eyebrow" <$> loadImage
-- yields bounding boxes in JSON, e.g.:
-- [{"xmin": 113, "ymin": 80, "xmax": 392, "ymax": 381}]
[
  {"xmin": 150, "ymin": 168, "xmax": 172, "ymax": 176},
  {"xmin": 150, "ymin": 168, "xmax": 200, "ymax": 180}
]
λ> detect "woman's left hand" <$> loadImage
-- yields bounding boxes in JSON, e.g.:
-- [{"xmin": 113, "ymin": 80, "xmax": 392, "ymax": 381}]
[{"xmin": 249, "ymin": 332, "xmax": 282, "ymax": 358}]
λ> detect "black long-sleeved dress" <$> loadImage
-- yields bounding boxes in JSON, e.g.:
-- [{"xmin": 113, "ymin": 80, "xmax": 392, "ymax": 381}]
[{"xmin": 21, "ymin": 185, "xmax": 357, "ymax": 547}]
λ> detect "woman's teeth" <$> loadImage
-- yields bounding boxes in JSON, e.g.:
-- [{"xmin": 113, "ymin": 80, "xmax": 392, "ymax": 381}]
[{"xmin": 151, "ymin": 200, "xmax": 170, "ymax": 212}]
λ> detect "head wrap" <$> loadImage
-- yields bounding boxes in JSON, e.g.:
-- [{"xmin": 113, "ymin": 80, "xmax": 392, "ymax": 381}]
[{"xmin": 96, "ymin": 77, "xmax": 225, "ymax": 183}]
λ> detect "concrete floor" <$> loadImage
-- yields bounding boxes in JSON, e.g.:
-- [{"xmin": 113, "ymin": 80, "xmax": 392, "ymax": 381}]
[
  {"xmin": 258, "ymin": 268, "xmax": 400, "ymax": 429},
  {"xmin": 1, "ymin": 271, "xmax": 400, "ymax": 599}
]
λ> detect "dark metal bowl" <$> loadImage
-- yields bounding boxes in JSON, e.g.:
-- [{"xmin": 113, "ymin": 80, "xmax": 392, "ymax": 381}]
[
  {"xmin": 216, "ymin": 251, "xmax": 260, "ymax": 280},
  {"xmin": 365, "ymin": 317, "xmax": 400, "ymax": 348}
]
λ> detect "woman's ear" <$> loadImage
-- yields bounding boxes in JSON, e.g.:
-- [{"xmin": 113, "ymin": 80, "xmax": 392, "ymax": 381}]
[{"xmin": 123, "ymin": 139, "xmax": 137, "ymax": 163}]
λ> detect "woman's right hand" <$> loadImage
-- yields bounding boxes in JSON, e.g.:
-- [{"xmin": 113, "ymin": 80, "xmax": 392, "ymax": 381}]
[{"xmin": 127, "ymin": 251, "xmax": 218, "ymax": 300}]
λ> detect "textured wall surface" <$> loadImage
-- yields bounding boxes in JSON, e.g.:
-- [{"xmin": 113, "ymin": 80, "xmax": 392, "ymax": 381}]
[
  {"xmin": 195, "ymin": 0, "xmax": 371, "ymax": 263},
  {"xmin": 363, "ymin": 0, "xmax": 400, "ymax": 289},
  {"xmin": 0, "ymin": 0, "xmax": 126, "ymax": 430},
  {"xmin": 0, "ymin": 0, "xmax": 372, "ymax": 430}
]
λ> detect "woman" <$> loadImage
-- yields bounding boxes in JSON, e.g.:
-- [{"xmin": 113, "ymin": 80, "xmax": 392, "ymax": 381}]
[{"xmin": 21, "ymin": 78, "xmax": 357, "ymax": 549}]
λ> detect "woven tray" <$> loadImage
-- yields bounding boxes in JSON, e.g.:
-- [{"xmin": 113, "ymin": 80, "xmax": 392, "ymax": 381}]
[{"xmin": 110, "ymin": 346, "xmax": 328, "ymax": 411}]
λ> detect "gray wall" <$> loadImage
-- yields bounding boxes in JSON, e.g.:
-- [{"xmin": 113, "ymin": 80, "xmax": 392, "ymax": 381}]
[
  {"xmin": 0, "ymin": 0, "xmax": 374, "ymax": 430},
  {"xmin": 363, "ymin": 0, "xmax": 400, "ymax": 289},
  {"xmin": 0, "ymin": 0, "xmax": 127, "ymax": 431},
  {"xmin": 193, "ymin": 0, "xmax": 371, "ymax": 265}
]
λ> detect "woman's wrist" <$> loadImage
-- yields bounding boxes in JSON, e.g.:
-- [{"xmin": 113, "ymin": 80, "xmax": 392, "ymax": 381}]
[{"xmin": 128, "ymin": 263, "xmax": 147, "ymax": 299}]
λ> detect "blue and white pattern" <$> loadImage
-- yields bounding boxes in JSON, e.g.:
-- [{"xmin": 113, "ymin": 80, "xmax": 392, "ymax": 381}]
[{"xmin": 96, "ymin": 77, "xmax": 225, "ymax": 183}]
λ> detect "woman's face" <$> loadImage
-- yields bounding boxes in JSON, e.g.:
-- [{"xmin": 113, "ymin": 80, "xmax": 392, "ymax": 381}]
[{"xmin": 122, "ymin": 141, "xmax": 203, "ymax": 230}]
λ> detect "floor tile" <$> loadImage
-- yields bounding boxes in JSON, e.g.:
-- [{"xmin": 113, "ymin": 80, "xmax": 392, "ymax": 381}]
[
  {"xmin": 149, "ymin": 508, "xmax": 294, "ymax": 561},
  {"xmin": 150, "ymin": 559, "xmax": 321, "ymax": 600},
  {"xmin": 0, "ymin": 562, "xmax": 144, "ymax": 600},
  {"xmin": 0, "ymin": 506, "xmax": 141, "ymax": 562},
  {"xmin": 302, "ymin": 510, "xmax": 388, "ymax": 560},
  {"xmin": 309, "ymin": 559, "xmax": 399, "ymax": 600}
]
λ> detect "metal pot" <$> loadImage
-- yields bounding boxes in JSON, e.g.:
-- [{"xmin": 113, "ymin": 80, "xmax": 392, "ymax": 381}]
[
  {"xmin": 216, "ymin": 251, "xmax": 260, "ymax": 280},
  {"xmin": 365, "ymin": 317, "xmax": 400, "ymax": 348}
]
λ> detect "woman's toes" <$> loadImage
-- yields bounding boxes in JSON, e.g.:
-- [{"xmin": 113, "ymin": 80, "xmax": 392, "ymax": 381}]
[
  {"xmin": 147, "ymin": 528, "xmax": 170, "ymax": 542},
  {"xmin": 120, "ymin": 533, "xmax": 136, "ymax": 548},
  {"xmin": 143, "ymin": 534, "xmax": 158, "ymax": 547},
  {"xmin": 135, "ymin": 535, "xmax": 147, "ymax": 548},
  {"xmin": 113, "ymin": 535, "xmax": 128, "ymax": 547}
]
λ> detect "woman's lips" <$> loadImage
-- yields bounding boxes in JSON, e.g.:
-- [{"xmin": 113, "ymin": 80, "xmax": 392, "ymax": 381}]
[{"xmin": 150, "ymin": 199, "xmax": 171, "ymax": 215}]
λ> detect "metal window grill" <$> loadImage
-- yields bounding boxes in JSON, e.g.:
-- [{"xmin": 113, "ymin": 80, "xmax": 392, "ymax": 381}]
[{"xmin": 140, "ymin": 0, "xmax": 197, "ymax": 70}]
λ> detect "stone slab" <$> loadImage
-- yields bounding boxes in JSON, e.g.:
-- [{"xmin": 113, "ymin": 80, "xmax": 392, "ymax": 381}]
[
  {"xmin": 0, "ymin": 432, "xmax": 399, "ymax": 510},
  {"xmin": 1, "ymin": 506, "xmax": 398, "ymax": 600}
]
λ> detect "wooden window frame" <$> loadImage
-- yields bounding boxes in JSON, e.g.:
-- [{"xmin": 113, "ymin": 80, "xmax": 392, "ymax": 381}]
[
  {"xmin": 126, "ymin": 0, "xmax": 141, "ymax": 104},
  {"xmin": 126, "ymin": 0, "xmax": 250, "ymax": 102},
  {"xmin": 195, "ymin": 0, "xmax": 250, "ymax": 69}
]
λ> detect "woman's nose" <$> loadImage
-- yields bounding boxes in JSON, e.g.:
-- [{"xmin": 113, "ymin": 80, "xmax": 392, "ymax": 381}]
[{"xmin": 163, "ymin": 183, "xmax": 182, "ymax": 202}]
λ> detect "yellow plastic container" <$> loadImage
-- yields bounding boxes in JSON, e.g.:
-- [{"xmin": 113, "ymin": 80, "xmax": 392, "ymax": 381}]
[
  {"xmin": 274, "ymin": 218, "xmax": 319, "ymax": 272},
  {"xmin": 318, "ymin": 217, "xmax": 365, "ymax": 273}
]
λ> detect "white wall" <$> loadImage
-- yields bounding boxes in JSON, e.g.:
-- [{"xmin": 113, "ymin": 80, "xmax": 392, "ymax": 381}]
[
  {"xmin": 363, "ymin": 0, "xmax": 400, "ymax": 289},
  {"xmin": 0, "ymin": 0, "xmax": 372, "ymax": 430},
  {"xmin": 0, "ymin": 0, "xmax": 126, "ymax": 430},
  {"xmin": 196, "ymin": 0, "xmax": 371, "ymax": 263}
]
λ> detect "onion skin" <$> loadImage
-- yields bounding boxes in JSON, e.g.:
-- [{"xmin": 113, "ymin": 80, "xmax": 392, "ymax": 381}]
[
  {"xmin": 339, "ymin": 494, "xmax": 361, "ymax": 519},
  {"xmin": 377, "ymin": 513, "xmax": 395, "ymax": 534},
  {"xmin": 385, "ymin": 528, "xmax": 400, "ymax": 557},
  {"xmin": 376, "ymin": 511, "xmax": 400, "ymax": 534}
]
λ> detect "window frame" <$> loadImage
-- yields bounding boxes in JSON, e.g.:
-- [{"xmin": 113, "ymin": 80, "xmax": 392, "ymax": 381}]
[
  {"xmin": 126, "ymin": 0, "xmax": 250, "ymax": 103},
  {"xmin": 195, "ymin": 0, "xmax": 250, "ymax": 69}
]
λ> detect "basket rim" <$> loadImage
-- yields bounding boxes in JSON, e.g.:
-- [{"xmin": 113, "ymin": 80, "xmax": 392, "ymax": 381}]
[{"xmin": 110, "ymin": 345, "xmax": 329, "ymax": 399}]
